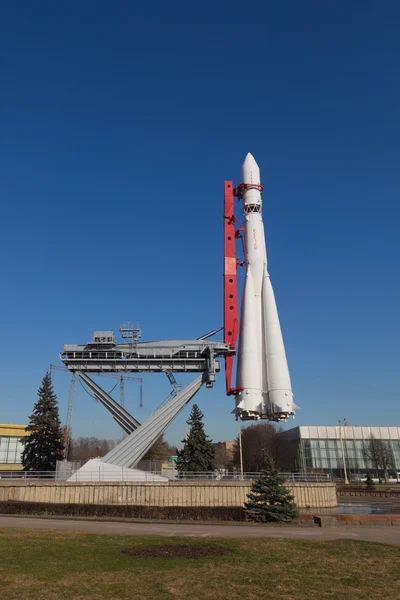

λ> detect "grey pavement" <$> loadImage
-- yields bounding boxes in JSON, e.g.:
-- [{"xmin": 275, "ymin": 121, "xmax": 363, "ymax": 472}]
[{"xmin": 0, "ymin": 516, "xmax": 399, "ymax": 546}]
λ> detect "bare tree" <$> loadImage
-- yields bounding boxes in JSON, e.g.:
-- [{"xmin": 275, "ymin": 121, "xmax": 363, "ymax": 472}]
[
  {"xmin": 233, "ymin": 423, "xmax": 280, "ymax": 472},
  {"xmin": 141, "ymin": 434, "xmax": 175, "ymax": 462},
  {"xmin": 362, "ymin": 435, "xmax": 395, "ymax": 482},
  {"xmin": 273, "ymin": 433, "xmax": 300, "ymax": 472},
  {"xmin": 69, "ymin": 437, "xmax": 117, "ymax": 462}
]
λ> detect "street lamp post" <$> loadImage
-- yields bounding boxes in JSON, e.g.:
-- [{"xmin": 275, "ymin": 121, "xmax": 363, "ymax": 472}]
[
  {"xmin": 238, "ymin": 422, "xmax": 244, "ymax": 481},
  {"xmin": 339, "ymin": 419, "xmax": 349, "ymax": 485}
]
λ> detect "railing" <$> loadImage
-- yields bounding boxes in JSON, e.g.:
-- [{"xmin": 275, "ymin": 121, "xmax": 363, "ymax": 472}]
[
  {"xmin": 0, "ymin": 470, "xmax": 332, "ymax": 483},
  {"xmin": 166, "ymin": 472, "xmax": 332, "ymax": 482}
]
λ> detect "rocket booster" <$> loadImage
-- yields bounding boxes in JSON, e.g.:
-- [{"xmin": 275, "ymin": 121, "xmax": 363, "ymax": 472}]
[{"xmin": 235, "ymin": 153, "xmax": 295, "ymax": 422}]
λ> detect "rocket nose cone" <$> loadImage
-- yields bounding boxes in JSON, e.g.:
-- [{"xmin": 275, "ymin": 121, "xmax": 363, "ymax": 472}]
[
  {"xmin": 243, "ymin": 152, "xmax": 256, "ymax": 164},
  {"xmin": 242, "ymin": 152, "xmax": 260, "ymax": 185}
]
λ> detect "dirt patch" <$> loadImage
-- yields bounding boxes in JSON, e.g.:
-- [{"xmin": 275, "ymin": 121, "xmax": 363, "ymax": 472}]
[{"xmin": 121, "ymin": 543, "xmax": 233, "ymax": 559}]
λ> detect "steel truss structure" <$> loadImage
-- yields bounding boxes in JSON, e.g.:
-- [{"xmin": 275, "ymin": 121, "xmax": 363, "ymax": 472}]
[
  {"xmin": 223, "ymin": 180, "xmax": 240, "ymax": 395},
  {"xmin": 60, "ymin": 338, "xmax": 230, "ymax": 469},
  {"xmin": 61, "ymin": 339, "xmax": 228, "ymax": 379}
]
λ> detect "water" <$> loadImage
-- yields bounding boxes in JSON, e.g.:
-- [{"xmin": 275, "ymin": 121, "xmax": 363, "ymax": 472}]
[
  {"xmin": 302, "ymin": 498, "xmax": 400, "ymax": 515},
  {"xmin": 337, "ymin": 502, "xmax": 400, "ymax": 515}
]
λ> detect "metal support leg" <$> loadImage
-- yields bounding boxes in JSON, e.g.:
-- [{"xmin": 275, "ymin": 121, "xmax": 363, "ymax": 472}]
[
  {"xmin": 64, "ymin": 372, "xmax": 76, "ymax": 460},
  {"xmin": 78, "ymin": 371, "xmax": 140, "ymax": 435},
  {"xmin": 120, "ymin": 375, "xmax": 125, "ymax": 408},
  {"xmin": 102, "ymin": 373, "xmax": 206, "ymax": 468}
]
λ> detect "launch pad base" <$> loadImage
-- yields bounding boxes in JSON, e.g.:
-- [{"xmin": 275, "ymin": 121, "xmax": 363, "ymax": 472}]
[{"xmin": 67, "ymin": 459, "xmax": 168, "ymax": 482}]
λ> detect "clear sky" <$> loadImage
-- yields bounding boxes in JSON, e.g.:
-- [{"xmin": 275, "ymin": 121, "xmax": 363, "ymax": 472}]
[{"xmin": 1, "ymin": 1, "xmax": 399, "ymax": 447}]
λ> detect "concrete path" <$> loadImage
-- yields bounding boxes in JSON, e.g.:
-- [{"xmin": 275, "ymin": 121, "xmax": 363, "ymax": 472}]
[{"xmin": 0, "ymin": 516, "xmax": 399, "ymax": 546}]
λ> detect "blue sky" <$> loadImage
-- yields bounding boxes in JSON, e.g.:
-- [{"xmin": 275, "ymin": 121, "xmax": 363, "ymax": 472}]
[{"xmin": 1, "ymin": 1, "xmax": 399, "ymax": 447}]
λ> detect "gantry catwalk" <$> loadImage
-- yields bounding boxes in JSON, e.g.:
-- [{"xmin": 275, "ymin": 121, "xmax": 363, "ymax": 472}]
[{"xmin": 59, "ymin": 326, "xmax": 230, "ymax": 468}]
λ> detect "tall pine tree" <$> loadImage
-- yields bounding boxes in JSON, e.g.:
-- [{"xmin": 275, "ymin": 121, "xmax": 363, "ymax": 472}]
[
  {"xmin": 21, "ymin": 373, "xmax": 65, "ymax": 471},
  {"xmin": 176, "ymin": 404, "xmax": 214, "ymax": 474},
  {"xmin": 245, "ymin": 455, "xmax": 299, "ymax": 523}
]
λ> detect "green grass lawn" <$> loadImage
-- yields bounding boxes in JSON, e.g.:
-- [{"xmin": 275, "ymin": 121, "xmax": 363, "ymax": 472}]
[{"xmin": 0, "ymin": 528, "xmax": 399, "ymax": 600}]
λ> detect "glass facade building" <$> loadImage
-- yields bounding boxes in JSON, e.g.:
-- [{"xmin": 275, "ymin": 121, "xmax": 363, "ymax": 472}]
[
  {"xmin": 278, "ymin": 426, "xmax": 400, "ymax": 481},
  {"xmin": 0, "ymin": 425, "xmax": 28, "ymax": 471}
]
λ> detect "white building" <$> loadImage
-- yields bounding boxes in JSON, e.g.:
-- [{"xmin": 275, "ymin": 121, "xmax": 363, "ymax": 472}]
[{"xmin": 278, "ymin": 426, "xmax": 400, "ymax": 480}]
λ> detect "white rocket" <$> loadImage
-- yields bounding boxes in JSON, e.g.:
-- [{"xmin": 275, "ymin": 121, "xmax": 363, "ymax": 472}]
[{"xmin": 235, "ymin": 153, "xmax": 296, "ymax": 422}]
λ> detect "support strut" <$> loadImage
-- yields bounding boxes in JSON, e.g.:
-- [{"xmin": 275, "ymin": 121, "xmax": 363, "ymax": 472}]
[
  {"xmin": 78, "ymin": 371, "xmax": 140, "ymax": 435},
  {"xmin": 102, "ymin": 373, "xmax": 207, "ymax": 468},
  {"xmin": 64, "ymin": 372, "xmax": 76, "ymax": 460}
]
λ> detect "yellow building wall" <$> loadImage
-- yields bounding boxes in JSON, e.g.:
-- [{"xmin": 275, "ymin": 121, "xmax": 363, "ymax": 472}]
[
  {"xmin": 0, "ymin": 464, "xmax": 24, "ymax": 471},
  {"xmin": 0, "ymin": 424, "xmax": 28, "ymax": 471},
  {"xmin": 0, "ymin": 425, "xmax": 28, "ymax": 437}
]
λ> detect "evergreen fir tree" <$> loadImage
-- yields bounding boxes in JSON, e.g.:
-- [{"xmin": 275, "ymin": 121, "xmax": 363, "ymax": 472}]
[
  {"xmin": 21, "ymin": 373, "xmax": 65, "ymax": 471},
  {"xmin": 176, "ymin": 404, "xmax": 214, "ymax": 474},
  {"xmin": 245, "ymin": 455, "xmax": 299, "ymax": 523}
]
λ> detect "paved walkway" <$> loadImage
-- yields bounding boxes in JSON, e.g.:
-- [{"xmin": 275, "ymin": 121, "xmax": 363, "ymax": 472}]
[{"xmin": 1, "ymin": 516, "xmax": 399, "ymax": 546}]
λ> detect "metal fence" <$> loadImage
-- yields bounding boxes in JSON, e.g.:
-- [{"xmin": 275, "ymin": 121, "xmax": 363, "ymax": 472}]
[{"xmin": 0, "ymin": 470, "xmax": 332, "ymax": 483}]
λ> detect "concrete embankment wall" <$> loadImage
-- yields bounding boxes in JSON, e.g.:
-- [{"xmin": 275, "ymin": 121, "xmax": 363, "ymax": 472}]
[
  {"xmin": 337, "ymin": 490, "xmax": 400, "ymax": 498},
  {"xmin": 0, "ymin": 481, "xmax": 337, "ymax": 509}
]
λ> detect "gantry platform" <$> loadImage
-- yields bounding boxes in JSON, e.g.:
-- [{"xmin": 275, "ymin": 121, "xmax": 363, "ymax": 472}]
[{"xmin": 60, "ymin": 338, "xmax": 230, "ymax": 386}]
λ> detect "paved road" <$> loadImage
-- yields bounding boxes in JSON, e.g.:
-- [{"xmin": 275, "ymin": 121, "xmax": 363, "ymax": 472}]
[{"xmin": 0, "ymin": 516, "xmax": 399, "ymax": 546}]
